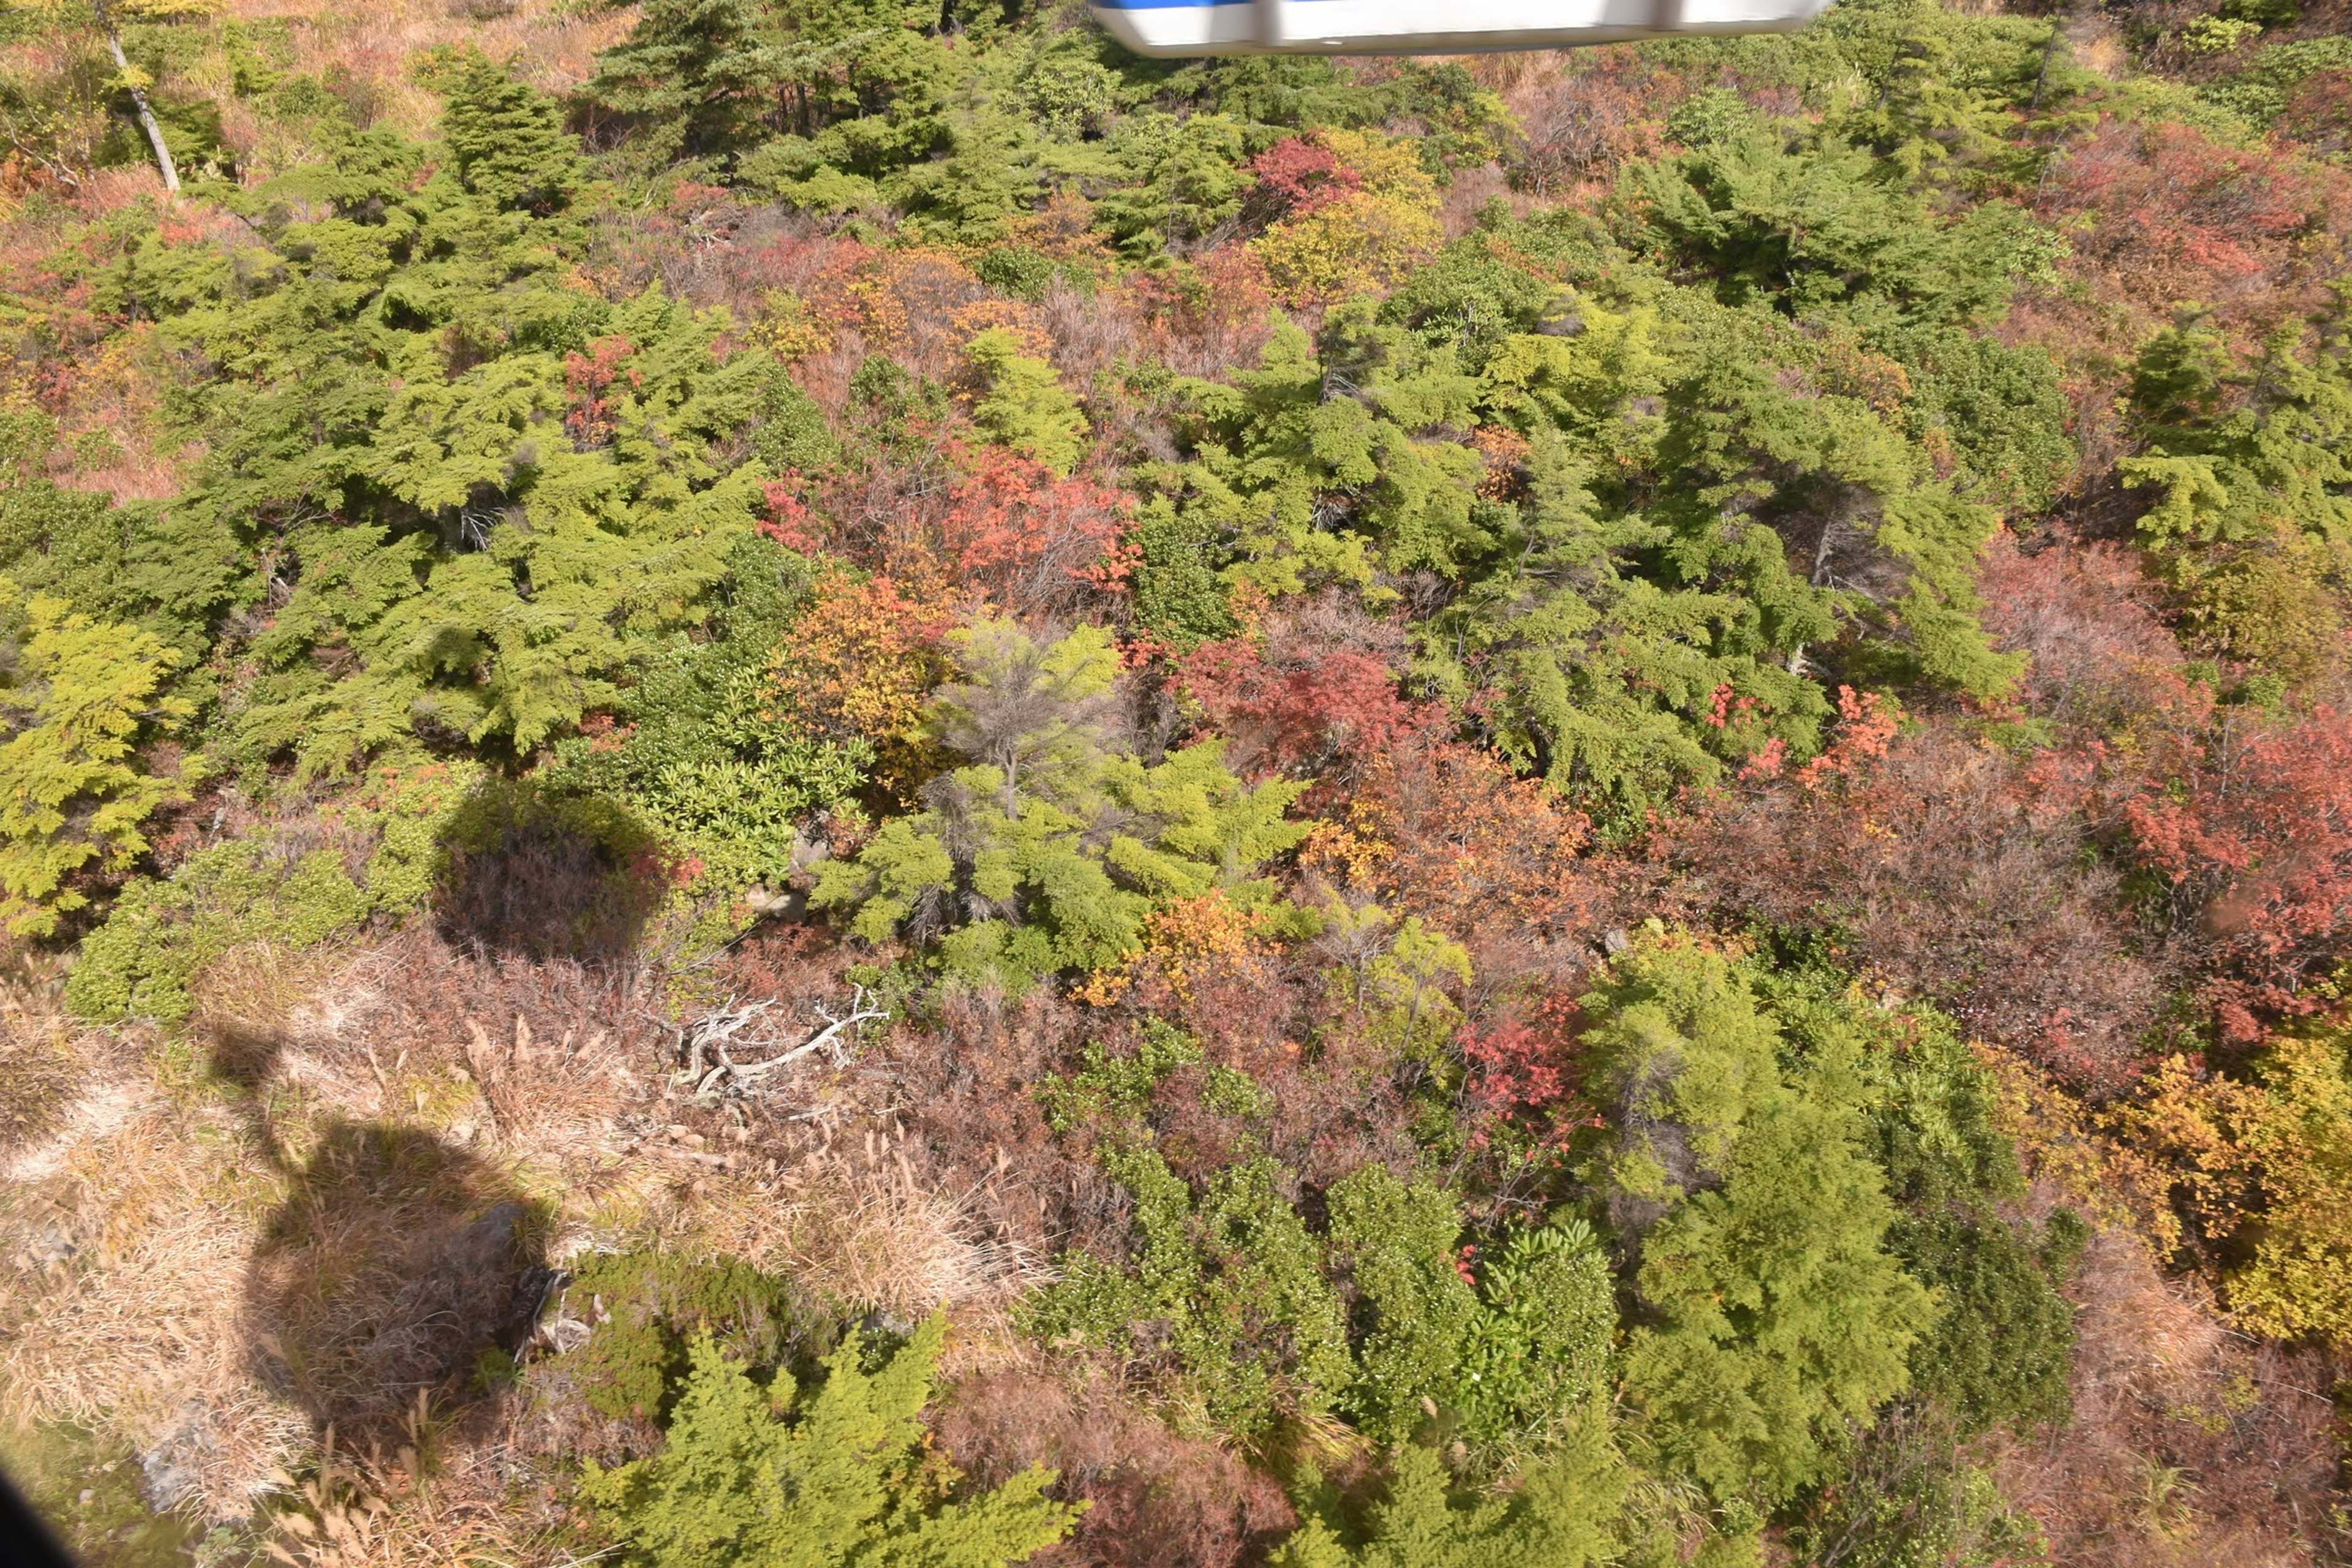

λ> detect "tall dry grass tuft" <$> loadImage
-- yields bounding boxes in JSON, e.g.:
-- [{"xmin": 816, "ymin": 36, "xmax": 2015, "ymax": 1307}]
[
  {"xmin": 268, "ymin": 929, "xmax": 668, "ymax": 1231},
  {"xmin": 0, "ymin": 921, "xmax": 671, "ymax": 1524},
  {"xmin": 690, "ymin": 1135, "xmax": 1047, "ymax": 1349},
  {"xmin": 255, "ymin": 1406, "xmax": 579, "ymax": 1568},
  {"xmin": 2, "ymin": 1082, "xmax": 310, "ymax": 1518}
]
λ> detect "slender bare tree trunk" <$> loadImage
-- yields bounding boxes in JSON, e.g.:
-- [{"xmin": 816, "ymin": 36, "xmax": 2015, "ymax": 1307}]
[{"xmin": 92, "ymin": 0, "xmax": 179, "ymax": 194}]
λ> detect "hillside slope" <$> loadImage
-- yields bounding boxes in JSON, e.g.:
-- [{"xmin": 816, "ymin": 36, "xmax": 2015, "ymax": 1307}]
[{"xmin": 3, "ymin": 0, "xmax": 2351, "ymax": 1563}]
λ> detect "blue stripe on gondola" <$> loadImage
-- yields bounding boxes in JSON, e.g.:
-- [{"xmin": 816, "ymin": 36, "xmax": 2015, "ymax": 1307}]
[{"xmin": 1093, "ymin": 0, "xmax": 1251, "ymax": 9}]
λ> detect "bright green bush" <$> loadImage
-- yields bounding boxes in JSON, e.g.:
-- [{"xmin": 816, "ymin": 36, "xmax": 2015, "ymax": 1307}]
[
  {"xmin": 1031, "ymin": 1034, "xmax": 1610, "ymax": 1460},
  {"xmin": 812, "ymin": 620, "xmax": 1308, "ymax": 990},
  {"xmin": 1027, "ymin": 1144, "xmax": 1355, "ymax": 1440},
  {"xmin": 1272, "ymin": 1427, "xmax": 1626, "ymax": 1568},
  {"xmin": 118, "ymin": 74, "xmax": 773, "ymax": 780},
  {"xmin": 0, "ymin": 584, "xmax": 196, "ymax": 938},
  {"xmin": 1328, "ymin": 1168, "xmax": 1615, "ymax": 1454},
  {"xmin": 567, "ymin": 1250, "xmax": 822, "ymax": 1423},
  {"xmin": 1580, "ymin": 934, "xmax": 1934, "ymax": 1512},
  {"xmin": 549, "ymin": 535, "xmax": 868, "ymax": 889},
  {"xmin": 963, "ymin": 329, "xmax": 1088, "ymax": 477},
  {"xmin": 1751, "ymin": 939, "xmax": 2081, "ymax": 1437},
  {"xmin": 582, "ymin": 1315, "xmax": 1082, "ymax": 1568},
  {"xmin": 65, "ymin": 761, "xmax": 478, "ymax": 1023}
]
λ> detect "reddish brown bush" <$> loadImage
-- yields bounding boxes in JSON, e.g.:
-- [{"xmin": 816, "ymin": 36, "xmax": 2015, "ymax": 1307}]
[
  {"xmin": 935, "ymin": 1372, "xmax": 1297, "ymax": 1568},
  {"xmin": 1978, "ymin": 533, "xmax": 2184, "ymax": 731},
  {"xmin": 1491, "ymin": 50, "xmax": 1685, "ymax": 195},
  {"xmin": 854, "ymin": 984, "xmax": 1118, "ymax": 1262},
  {"xmin": 1128, "ymin": 248, "xmax": 1279, "ymax": 382},
  {"xmin": 1989, "ymin": 1227, "xmax": 2350, "ymax": 1568},
  {"xmin": 2282, "ymin": 66, "xmax": 2352, "ymax": 154},
  {"xmin": 1662, "ymin": 723, "xmax": 2163, "ymax": 1090},
  {"xmin": 797, "ymin": 437, "xmax": 1132, "ymax": 623},
  {"xmin": 1308, "ymin": 728, "xmax": 1616, "ymax": 1007},
  {"xmin": 2032, "ymin": 118, "xmax": 2350, "ymax": 335}
]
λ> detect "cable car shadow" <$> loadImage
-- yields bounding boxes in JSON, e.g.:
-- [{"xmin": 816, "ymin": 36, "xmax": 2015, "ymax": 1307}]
[{"xmin": 213, "ymin": 1023, "xmax": 549, "ymax": 1452}]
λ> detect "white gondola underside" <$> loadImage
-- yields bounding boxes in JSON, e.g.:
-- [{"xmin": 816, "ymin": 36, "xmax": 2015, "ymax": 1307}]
[{"xmin": 1093, "ymin": 0, "xmax": 1830, "ymax": 56}]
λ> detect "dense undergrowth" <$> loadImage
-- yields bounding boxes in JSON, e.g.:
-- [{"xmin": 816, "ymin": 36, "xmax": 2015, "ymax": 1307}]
[{"xmin": 2, "ymin": 0, "xmax": 2351, "ymax": 1561}]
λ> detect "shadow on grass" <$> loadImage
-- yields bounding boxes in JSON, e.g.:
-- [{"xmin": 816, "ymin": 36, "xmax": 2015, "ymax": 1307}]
[
  {"xmin": 243, "ymin": 1119, "xmax": 549, "ymax": 1446},
  {"xmin": 216, "ymin": 1028, "xmax": 551, "ymax": 1450},
  {"xmin": 431, "ymin": 778, "xmax": 666, "ymax": 967}
]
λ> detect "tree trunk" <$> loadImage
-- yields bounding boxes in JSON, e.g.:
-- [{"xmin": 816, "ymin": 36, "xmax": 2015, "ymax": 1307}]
[{"xmin": 94, "ymin": 0, "xmax": 179, "ymax": 194}]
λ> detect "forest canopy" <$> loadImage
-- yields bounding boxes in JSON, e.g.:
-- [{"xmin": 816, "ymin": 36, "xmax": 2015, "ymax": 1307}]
[{"xmin": 2, "ymin": 0, "xmax": 2351, "ymax": 1564}]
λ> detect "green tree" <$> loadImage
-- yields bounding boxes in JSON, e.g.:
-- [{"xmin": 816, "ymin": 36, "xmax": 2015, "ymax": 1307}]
[
  {"xmin": 0, "ymin": 583, "xmax": 195, "ymax": 938},
  {"xmin": 582, "ymin": 1316, "xmax": 1082, "ymax": 1568},
  {"xmin": 1028, "ymin": 1144, "xmax": 1357, "ymax": 1439},
  {"xmin": 2120, "ymin": 312, "xmax": 2352, "ymax": 683},
  {"xmin": 117, "ymin": 115, "xmax": 775, "ymax": 777},
  {"xmin": 1327, "ymin": 1168, "xmax": 1614, "ymax": 1453},
  {"xmin": 440, "ymin": 55, "xmax": 581, "ymax": 214},
  {"xmin": 1096, "ymin": 111, "xmax": 1251, "ymax": 257},
  {"xmin": 584, "ymin": 0, "xmax": 784, "ymax": 164},
  {"xmin": 812, "ymin": 620, "xmax": 1307, "ymax": 989},
  {"xmin": 964, "ymin": 329, "xmax": 1088, "ymax": 477},
  {"xmin": 1580, "ymin": 934, "xmax": 1934, "ymax": 1515},
  {"xmin": 1637, "ymin": 127, "xmax": 2057, "ymax": 324},
  {"xmin": 1272, "ymin": 1431, "xmax": 1626, "ymax": 1568}
]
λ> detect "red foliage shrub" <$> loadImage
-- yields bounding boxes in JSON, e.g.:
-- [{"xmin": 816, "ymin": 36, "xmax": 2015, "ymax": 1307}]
[
  {"xmin": 1457, "ymin": 988, "xmax": 1600, "ymax": 1159},
  {"xmin": 1978, "ymin": 533, "xmax": 2184, "ymax": 729},
  {"xmin": 1249, "ymin": 135, "xmax": 1361, "ymax": 220},
  {"xmin": 793, "ymin": 437, "xmax": 1132, "ymax": 620},
  {"xmin": 758, "ymin": 475, "xmax": 822, "ymax": 553},
  {"xmin": 2033, "ymin": 119, "xmax": 2347, "ymax": 333},
  {"xmin": 1167, "ymin": 593, "xmax": 1430, "ymax": 790},
  {"xmin": 1173, "ymin": 637, "xmax": 1420, "ymax": 788},
  {"xmin": 1793, "ymin": 685, "xmax": 1898, "ymax": 788},
  {"xmin": 564, "ymin": 334, "xmax": 638, "ymax": 449},
  {"xmin": 930, "ymin": 449, "xmax": 1136, "ymax": 619},
  {"xmin": 2101, "ymin": 681, "xmax": 2352, "ymax": 1043}
]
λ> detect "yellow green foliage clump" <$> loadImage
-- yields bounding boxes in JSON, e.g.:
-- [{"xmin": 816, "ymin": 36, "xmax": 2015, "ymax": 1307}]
[{"xmin": 0, "ymin": 582, "xmax": 195, "ymax": 938}]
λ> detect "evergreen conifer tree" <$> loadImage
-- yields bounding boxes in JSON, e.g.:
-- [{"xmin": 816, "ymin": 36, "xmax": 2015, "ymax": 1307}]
[
  {"xmin": 813, "ymin": 621, "xmax": 1306, "ymax": 988},
  {"xmin": 0, "ymin": 584, "xmax": 195, "ymax": 937},
  {"xmin": 442, "ymin": 55, "xmax": 582, "ymax": 214},
  {"xmin": 1580, "ymin": 935, "xmax": 1934, "ymax": 1519},
  {"xmin": 582, "ymin": 1316, "xmax": 1081, "ymax": 1567}
]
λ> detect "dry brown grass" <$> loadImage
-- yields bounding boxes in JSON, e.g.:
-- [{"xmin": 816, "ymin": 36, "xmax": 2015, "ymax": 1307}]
[
  {"xmin": 1, "ymin": 1074, "xmax": 309, "ymax": 1518},
  {"xmin": 687, "ymin": 1136, "xmax": 1047, "ymax": 1353},
  {"xmin": 4, "ymin": 912, "xmax": 1069, "ymax": 1540},
  {"xmin": 1991, "ymin": 1227, "xmax": 2351, "ymax": 1567},
  {"xmin": 253, "ymin": 1407, "xmax": 584, "ymax": 1568},
  {"xmin": 0, "ymin": 923, "xmax": 666, "ymax": 1523},
  {"xmin": 211, "ymin": 0, "xmax": 633, "ymax": 137}
]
